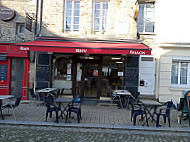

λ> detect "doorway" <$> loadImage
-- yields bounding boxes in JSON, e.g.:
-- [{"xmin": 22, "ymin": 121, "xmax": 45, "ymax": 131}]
[
  {"xmin": 11, "ymin": 58, "xmax": 23, "ymax": 98},
  {"xmin": 83, "ymin": 63, "xmax": 99, "ymax": 98}
]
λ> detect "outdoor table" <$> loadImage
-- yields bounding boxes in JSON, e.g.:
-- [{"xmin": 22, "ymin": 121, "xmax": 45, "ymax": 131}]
[
  {"xmin": 36, "ymin": 88, "xmax": 58, "ymax": 100},
  {"xmin": 54, "ymin": 97, "xmax": 74, "ymax": 122},
  {"xmin": 115, "ymin": 90, "xmax": 133, "ymax": 108},
  {"xmin": 0, "ymin": 95, "xmax": 15, "ymax": 120},
  {"xmin": 140, "ymin": 99, "xmax": 162, "ymax": 125},
  {"xmin": 36, "ymin": 88, "xmax": 58, "ymax": 94}
]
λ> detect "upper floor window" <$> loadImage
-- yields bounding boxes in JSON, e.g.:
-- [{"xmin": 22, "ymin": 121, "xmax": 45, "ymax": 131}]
[
  {"xmin": 65, "ymin": 0, "xmax": 80, "ymax": 32},
  {"xmin": 171, "ymin": 61, "xmax": 188, "ymax": 85},
  {"xmin": 137, "ymin": 3, "xmax": 155, "ymax": 33},
  {"xmin": 93, "ymin": 1, "xmax": 108, "ymax": 32},
  {"xmin": 17, "ymin": 23, "xmax": 25, "ymax": 34}
]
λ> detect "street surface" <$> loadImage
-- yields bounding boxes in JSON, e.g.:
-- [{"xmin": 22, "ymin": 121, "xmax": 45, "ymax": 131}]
[{"xmin": 0, "ymin": 125, "xmax": 189, "ymax": 142}]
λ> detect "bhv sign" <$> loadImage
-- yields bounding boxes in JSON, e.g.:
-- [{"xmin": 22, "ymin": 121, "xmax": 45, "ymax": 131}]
[{"xmin": 0, "ymin": 7, "xmax": 16, "ymax": 21}]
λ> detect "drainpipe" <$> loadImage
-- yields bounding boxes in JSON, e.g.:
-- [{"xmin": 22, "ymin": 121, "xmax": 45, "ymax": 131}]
[
  {"xmin": 34, "ymin": 0, "xmax": 43, "ymax": 91},
  {"xmin": 39, "ymin": 0, "xmax": 43, "ymax": 36}
]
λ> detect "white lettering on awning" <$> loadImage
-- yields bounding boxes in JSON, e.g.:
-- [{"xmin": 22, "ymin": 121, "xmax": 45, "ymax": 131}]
[
  {"xmin": 76, "ymin": 49, "xmax": 87, "ymax": 53},
  {"xmin": 20, "ymin": 46, "xmax": 29, "ymax": 51},
  {"xmin": 130, "ymin": 50, "xmax": 145, "ymax": 55}
]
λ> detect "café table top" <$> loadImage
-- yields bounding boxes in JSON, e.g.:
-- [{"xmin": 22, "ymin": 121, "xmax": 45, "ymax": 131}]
[
  {"xmin": 54, "ymin": 97, "xmax": 73, "ymax": 103},
  {"xmin": 36, "ymin": 88, "xmax": 58, "ymax": 93},
  {"xmin": 0, "ymin": 95, "xmax": 14, "ymax": 100},
  {"xmin": 140, "ymin": 99, "xmax": 162, "ymax": 106},
  {"xmin": 115, "ymin": 90, "xmax": 131, "ymax": 95}
]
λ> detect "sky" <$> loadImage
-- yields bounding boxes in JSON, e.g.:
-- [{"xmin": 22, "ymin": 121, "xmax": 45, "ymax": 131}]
[{"xmin": 156, "ymin": 0, "xmax": 190, "ymax": 43}]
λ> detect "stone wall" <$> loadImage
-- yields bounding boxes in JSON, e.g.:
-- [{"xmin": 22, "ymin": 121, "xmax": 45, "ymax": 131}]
[
  {"xmin": 0, "ymin": 0, "xmax": 35, "ymax": 42},
  {"xmin": 41, "ymin": 0, "xmax": 138, "ymax": 40}
]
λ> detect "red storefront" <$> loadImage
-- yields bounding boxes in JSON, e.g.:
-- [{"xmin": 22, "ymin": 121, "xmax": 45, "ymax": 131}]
[
  {"xmin": 0, "ymin": 37, "xmax": 151, "ymax": 99},
  {"xmin": 0, "ymin": 43, "xmax": 29, "ymax": 100}
]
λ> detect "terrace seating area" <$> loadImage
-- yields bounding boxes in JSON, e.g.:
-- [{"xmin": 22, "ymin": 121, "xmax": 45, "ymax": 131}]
[{"xmin": 0, "ymin": 97, "xmax": 190, "ymax": 128}]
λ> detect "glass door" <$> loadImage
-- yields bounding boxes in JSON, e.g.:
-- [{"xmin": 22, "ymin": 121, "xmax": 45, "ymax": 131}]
[
  {"xmin": 83, "ymin": 63, "xmax": 98, "ymax": 98},
  {"xmin": 11, "ymin": 58, "xmax": 23, "ymax": 98}
]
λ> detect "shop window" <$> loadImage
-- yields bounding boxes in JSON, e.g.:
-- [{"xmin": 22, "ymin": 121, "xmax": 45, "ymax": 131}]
[
  {"xmin": 93, "ymin": 1, "xmax": 108, "ymax": 33},
  {"xmin": 65, "ymin": 0, "xmax": 80, "ymax": 32},
  {"xmin": 53, "ymin": 57, "xmax": 71, "ymax": 80},
  {"xmin": 137, "ymin": 3, "xmax": 155, "ymax": 33},
  {"xmin": 171, "ymin": 61, "xmax": 188, "ymax": 85},
  {"xmin": 101, "ymin": 56, "xmax": 124, "ymax": 96}
]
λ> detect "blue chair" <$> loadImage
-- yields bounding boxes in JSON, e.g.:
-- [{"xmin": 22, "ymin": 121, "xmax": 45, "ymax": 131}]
[
  {"xmin": 155, "ymin": 101, "xmax": 173, "ymax": 127},
  {"xmin": 66, "ymin": 95, "xmax": 82, "ymax": 123},
  {"xmin": 43, "ymin": 93, "xmax": 61, "ymax": 123},
  {"xmin": 131, "ymin": 102, "xmax": 148, "ymax": 126}
]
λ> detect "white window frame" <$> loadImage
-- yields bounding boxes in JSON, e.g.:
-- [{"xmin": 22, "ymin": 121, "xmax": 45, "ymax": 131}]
[
  {"xmin": 171, "ymin": 57, "xmax": 190, "ymax": 87},
  {"xmin": 137, "ymin": 3, "xmax": 155, "ymax": 33},
  {"xmin": 93, "ymin": 1, "xmax": 108, "ymax": 32},
  {"xmin": 64, "ymin": 0, "xmax": 80, "ymax": 32}
]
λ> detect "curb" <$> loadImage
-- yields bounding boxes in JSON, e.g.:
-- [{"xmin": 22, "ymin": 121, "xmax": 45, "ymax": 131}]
[{"xmin": 0, "ymin": 120, "xmax": 190, "ymax": 133}]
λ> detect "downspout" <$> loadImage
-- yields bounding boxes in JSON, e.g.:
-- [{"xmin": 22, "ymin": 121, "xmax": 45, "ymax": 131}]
[
  {"xmin": 34, "ymin": 0, "xmax": 43, "ymax": 91},
  {"xmin": 39, "ymin": 0, "xmax": 43, "ymax": 36}
]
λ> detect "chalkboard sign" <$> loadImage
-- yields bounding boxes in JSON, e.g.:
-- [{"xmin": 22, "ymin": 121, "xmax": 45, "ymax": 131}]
[
  {"xmin": 38, "ymin": 53, "xmax": 50, "ymax": 65},
  {"xmin": 37, "ymin": 82, "xmax": 49, "ymax": 89},
  {"xmin": 125, "ymin": 56, "xmax": 139, "ymax": 94},
  {"xmin": 36, "ymin": 53, "xmax": 51, "ymax": 89},
  {"xmin": 0, "ymin": 65, "xmax": 7, "ymax": 80}
]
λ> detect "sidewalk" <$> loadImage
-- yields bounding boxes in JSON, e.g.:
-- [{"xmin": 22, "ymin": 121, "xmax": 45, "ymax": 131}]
[{"xmin": 0, "ymin": 99, "xmax": 190, "ymax": 133}]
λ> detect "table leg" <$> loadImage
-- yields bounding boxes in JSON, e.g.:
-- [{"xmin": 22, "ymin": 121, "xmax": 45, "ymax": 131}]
[{"xmin": 119, "ymin": 96, "xmax": 123, "ymax": 108}]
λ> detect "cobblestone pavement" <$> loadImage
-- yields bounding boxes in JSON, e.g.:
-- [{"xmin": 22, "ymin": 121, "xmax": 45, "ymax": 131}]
[
  {"xmin": 0, "ymin": 125, "xmax": 189, "ymax": 142},
  {"xmin": 1, "ymin": 100, "xmax": 189, "ymax": 128}
]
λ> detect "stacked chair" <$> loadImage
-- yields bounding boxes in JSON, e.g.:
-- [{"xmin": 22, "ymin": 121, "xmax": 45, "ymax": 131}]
[{"xmin": 178, "ymin": 90, "xmax": 190, "ymax": 126}]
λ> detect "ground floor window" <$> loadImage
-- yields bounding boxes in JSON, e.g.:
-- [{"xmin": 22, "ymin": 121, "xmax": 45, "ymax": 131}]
[
  {"xmin": 101, "ymin": 56, "xmax": 125, "ymax": 97},
  {"xmin": 171, "ymin": 61, "xmax": 188, "ymax": 85}
]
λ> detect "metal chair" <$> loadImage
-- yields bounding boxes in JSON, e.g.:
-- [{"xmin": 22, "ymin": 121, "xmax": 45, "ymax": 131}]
[
  {"xmin": 110, "ymin": 90, "xmax": 121, "ymax": 104},
  {"xmin": 2, "ymin": 96, "xmax": 22, "ymax": 120},
  {"xmin": 29, "ymin": 88, "xmax": 39, "ymax": 100}
]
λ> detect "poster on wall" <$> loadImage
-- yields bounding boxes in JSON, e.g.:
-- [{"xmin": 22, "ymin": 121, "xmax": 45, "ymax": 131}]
[
  {"xmin": 0, "ymin": 65, "xmax": 7, "ymax": 80},
  {"xmin": 118, "ymin": 72, "xmax": 123, "ymax": 76},
  {"xmin": 67, "ymin": 63, "xmax": 71, "ymax": 74},
  {"xmin": 93, "ymin": 70, "xmax": 98, "ymax": 76},
  {"xmin": 67, "ymin": 75, "xmax": 71, "ymax": 81}
]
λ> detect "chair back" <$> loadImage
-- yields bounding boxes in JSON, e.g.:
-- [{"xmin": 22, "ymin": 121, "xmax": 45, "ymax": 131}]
[
  {"xmin": 60, "ymin": 88, "xmax": 64, "ymax": 96},
  {"xmin": 182, "ymin": 91, "xmax": 190, "ymax": 113},
  {"xmin": 133, "ymin": 92, "xmax": 140, "ymax": 100},
  {"xmin": 29, "ymin": 89, "xmax": 34, "ymax": 95},
  {"xmin": 166, "ymin": 101, "xmax": 173, "ymax": 114},
  {"xmin": 187, "ymin": 93, "xmax": 190, "ymax": 112},
  {"xmin": 178, "ymin": 98, "xmax": 184, "ymax": 111},
  {"xmin": 43, "ymin": 93, "xmax": 55, "ymax": 107},
  {"xmin": 15, "ymin": 96, "xmax": 22, "ymax": 107}
]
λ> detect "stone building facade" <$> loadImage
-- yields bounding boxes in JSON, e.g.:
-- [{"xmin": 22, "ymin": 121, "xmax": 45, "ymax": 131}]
[{"xmin": 0, "ymin": 0, "xmax": 157, "ymax": 100}]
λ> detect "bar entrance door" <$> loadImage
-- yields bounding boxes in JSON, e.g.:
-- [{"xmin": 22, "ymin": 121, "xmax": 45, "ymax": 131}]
[{"xmin": 82, "ymin": 63, "xmax": 99, "ymax": 98}]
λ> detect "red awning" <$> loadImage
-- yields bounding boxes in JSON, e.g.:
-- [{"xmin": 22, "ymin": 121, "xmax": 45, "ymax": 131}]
[{"xmin": 15, "ymin": 38, "xmax": 151, "ymax": 55}]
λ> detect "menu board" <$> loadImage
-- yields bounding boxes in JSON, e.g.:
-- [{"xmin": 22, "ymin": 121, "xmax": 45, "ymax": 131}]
[{"xmin": 0, "ymin": 65, "xmax": 7, "ymax": 80}]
